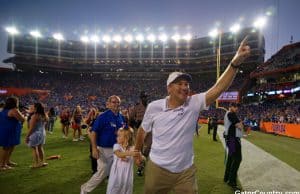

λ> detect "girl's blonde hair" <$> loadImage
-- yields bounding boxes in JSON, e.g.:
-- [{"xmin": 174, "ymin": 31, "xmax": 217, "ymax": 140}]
[{"xmin": 118, "ymin": 127, "xmax": 134, "ymax": 149}]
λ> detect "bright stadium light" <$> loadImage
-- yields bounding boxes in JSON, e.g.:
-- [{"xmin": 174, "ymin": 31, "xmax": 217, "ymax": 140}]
[
  {"xmin": 208, "ymin": 28, "xmax": 219, "ymax": 38},
  {"xmin": 80, "ymin": 36, "xmax": 89, "ymax": 43},
  {"xmin": 102, "ymin": 35, "xmax": 111, "ymax": 43},
  {"xmin": 147, "ymin": 34, "xmax": 156, "ymax": 42},
  {"xmin": 158, "ymin": 34, "xmax": 168, "ymax": 42},
  {"xmin": 30, "ymin": 30, "xmax": 42, "ymax": 38},
  {"xmin": 53, "ymin": 33, "xmax": 64, "ymax": 41},
  {"xmin": 253, "ymin": 16, "xmax": 267, "ymax": 29},
  {"xmin": 183, "ymin": 33, "xmax": 192, "ymax": 41},
  {"xmin": 229, "ymin": 24, "xmax": 241, "ymax": 34},
  {"xmin": 90, "ymin": 35, "xmax": 100, "ymax": 43},
  {"xmin": 5, "ymin": 26, "xmax": 19, "ymax": 35},
  {"xmin": 113, "ymin": 35, "xmax": 122, "ymax": 42},
  {"xmin": 171, "ymin": 34, "xmax": 181, "ymax": 42},
  {"xmin": 136, "ymin": 34, "xmax": 144, "ymax": 42},
  {"xmin": 124, "ymin": 34, "xmax": 133, "ymax": 42}
]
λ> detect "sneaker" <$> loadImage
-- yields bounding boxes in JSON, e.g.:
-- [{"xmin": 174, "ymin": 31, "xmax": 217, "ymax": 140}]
[
  {"xmin": 79, "ymin": 136, "xmax": 85, "ymax": 140},
  {"xmin": 62, "ymin": 135, "xmax": 67, "ymax": 139},
  {"xmin": 8, "ymin": 161, "xmax": 18, "ymax": 167},
  {"xmin": 73, "ymin": 138, "xmax": 79, "ymax": 142}
]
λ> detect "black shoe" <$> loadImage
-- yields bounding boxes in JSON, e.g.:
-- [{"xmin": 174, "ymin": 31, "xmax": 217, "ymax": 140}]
[
  {"xmin": 227, "ymin": 183, "xmax": 241, "ymax": 191},
  {"xmin": 136, "ymin": 168, "xmax": 143, "ymax": 176}
]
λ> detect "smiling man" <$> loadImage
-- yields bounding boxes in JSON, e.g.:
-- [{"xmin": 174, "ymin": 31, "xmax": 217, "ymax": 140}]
[{"xmin": 134, "ymin": 37, "xmax": 250, "ymax": 194}]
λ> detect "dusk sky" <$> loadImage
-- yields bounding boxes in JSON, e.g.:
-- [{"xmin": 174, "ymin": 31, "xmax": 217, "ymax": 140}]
[{"xmin": 0, "ymin": 0, "xmax": 299, "ymax": 66}]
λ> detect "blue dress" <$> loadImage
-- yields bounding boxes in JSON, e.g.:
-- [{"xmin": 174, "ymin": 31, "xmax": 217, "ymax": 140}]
[
  {"xmin": 27, "ymin": 118, "xmax": 46, "ymax": 147},
  {"xmin": 0, "ymin": 109, "xmax": 22, "ymax": 147}
]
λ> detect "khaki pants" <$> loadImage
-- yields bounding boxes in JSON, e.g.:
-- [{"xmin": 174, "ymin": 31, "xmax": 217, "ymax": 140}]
[
  {"xmin": 144, "ymin": 160, "xmax": 198, "ymax": 194},
  {"xmin": 81, "ymin": 147, "xmax": 113, "ymax": 193}
]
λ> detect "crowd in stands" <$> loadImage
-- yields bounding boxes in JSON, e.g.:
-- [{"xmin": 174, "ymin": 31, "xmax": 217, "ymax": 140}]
[{"xmin": 1, "ymin": 71, "xmax": 299, "ymax": 125}]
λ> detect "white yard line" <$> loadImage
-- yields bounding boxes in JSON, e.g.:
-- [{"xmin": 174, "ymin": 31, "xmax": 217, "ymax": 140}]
[{"xmin": 217, "ymin": 126, "xmax": 300, "ymax": 192}]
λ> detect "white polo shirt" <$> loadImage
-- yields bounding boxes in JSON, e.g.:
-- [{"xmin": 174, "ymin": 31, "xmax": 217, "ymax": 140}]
[{"xmin": 141, "ymin": 93, "xmax": 208, "ymax": 173}]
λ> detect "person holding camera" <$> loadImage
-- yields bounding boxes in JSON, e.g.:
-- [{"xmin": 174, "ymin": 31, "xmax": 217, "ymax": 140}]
[
  {"xmin": 129, "ymin": 91, "xmax": 150, "ymax": 176},
  {"xmin": 223, "ymin": 103, "xmax": 243, "ymax": 190},
  {"xmin": 0, "ymin": 97, "xmax": 25, "ymax": 170}
]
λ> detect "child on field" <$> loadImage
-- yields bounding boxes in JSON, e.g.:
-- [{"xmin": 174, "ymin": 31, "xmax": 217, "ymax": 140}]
[{"xmin": 106, "ymin": 128, "xmax": 139, "ymax": 194}]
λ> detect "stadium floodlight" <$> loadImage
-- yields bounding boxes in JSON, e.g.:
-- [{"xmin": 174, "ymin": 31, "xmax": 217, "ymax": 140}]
[
  {"xmin": 30, "ymin": 30, "xmax": 42, "ymax": 38},
  {"xmin": 136, "ymin": 34, "xmax": 144, "ymax": 42},
  {"xmin": 171, "ymin": 34, "xmax": 181, "ymax": 42},
  {"xmin": 5, "ymin": 26, "xmax": 19, "ymax": 35},
  {"xmin": 90, "ymin": 35, "xmax": 100, "ymax": 43},
  {"xmin": 113, "ymin": 35, "xmax": 122, "ymax": 42},
  {"xmin": 124, "ymin": 35, "xmax": 133, "ymax": 42},
  {"xmin": 229, "ymin": 24, "xmax": 241, "ymax": 34},
  {"xmin": 253, "ymin": 16, "xmax": 267, "ymax": 29},
  {"xmin": 183, "ymin": 33, "xmax": 192, "ymax": 41},
  {"xmin": 147, "ymin": 34, "xmax": 156, "ymax": 42},
  {"xmin": 80, "ymin": 36, "xmax": 89, "ymax": 43},
  {"xmin": 158, "ymin": 34, "xmax": 168, "ymax": 42},
  {"xmin": 102, "ymin": 35, "xmax": 111, "ymax": 43},
  {"xmin": 53, "ymin": 33, "xmax": 64, "ymax": 41},
  {"xmin": 208, "ymin": 29, "xmax": 219, "ymax": 38}
]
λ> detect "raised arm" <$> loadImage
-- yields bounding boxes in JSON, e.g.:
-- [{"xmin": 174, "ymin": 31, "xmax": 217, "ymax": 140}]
[{"xmin": 205, "ymin": 37, "xmax": 251, "ymax": 106}]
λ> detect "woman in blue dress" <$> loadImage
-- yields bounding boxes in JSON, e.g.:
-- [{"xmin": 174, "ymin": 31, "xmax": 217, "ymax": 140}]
[
  {"xmin": 0, "ymin": 97, "xmax": 25, "ymax": 171},
  {"xmin": 25, "ymin": 102, "xmax": 49, "ymax": 168}
]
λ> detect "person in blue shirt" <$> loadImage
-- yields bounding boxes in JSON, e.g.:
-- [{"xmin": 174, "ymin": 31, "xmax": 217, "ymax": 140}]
[{"xmin": 81, "ymin": 95, "xmax": 127, "ymax": 194}]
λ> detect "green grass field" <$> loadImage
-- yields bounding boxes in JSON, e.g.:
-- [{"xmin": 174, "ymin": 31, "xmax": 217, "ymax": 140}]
[
  {"xmin": 245, "ymin": 130, "xmax": 300, "ymax": 171},
  {"xmin": 0, "ymin": 123, "xmax": 236, "ymax": 194}
]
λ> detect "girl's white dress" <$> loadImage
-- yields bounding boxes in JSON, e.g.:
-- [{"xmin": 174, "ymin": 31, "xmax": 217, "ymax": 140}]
[{"xmin": 106, "ymin": 144, "xmax": 134, "ymax": 194}]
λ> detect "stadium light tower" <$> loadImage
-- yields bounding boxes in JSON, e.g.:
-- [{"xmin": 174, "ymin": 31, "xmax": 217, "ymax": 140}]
[
  {"xmin": 147, "ymin": 34, "xmax": 156, "ymax": 42},
  {"xmin": 53, "ymin": 33, "xmax": 64, "ymax": 62},
  {"xmin": 112, "ymin": 35, "xmax": 122, "ymax": 43},
  {"xmin": 53, "ymin": 33, "xmax": 64, "ymax": 41},
  {"xmin": 183, "ymin": 33, "xmax": 192, "ymax": 41},
  {"xmin": 91, "ymin": 35, "xmax": 100, "ymax": 43},
  {"xmin": 90, "ymin": 35, "xmax": 100, "ymax": 63},
  {"xmin": 209, "ymin": 28, "xmax": 222, "ymax": 108},
  {"xmin": 230, "ymin": 23, "xmax": 241, "ymax": 49},
  {"xmin": 171, "ymin": 34, "xmax": 181, "ymax": 42},
  {"xmin": 30, "ymin": 30, "xmax": 42, "ymax": 38},
  {"xmin": 158, "ymin": 34, "xmax": 168, "ymax": 42},
  {"xmin": 5, "ymin": 26, "xmax": 19, "ymax": 35},
  {"xmin": 229, "ymin": 24, "xmax": 241, "ymax": 34},
  {"xmin": 124, "ymin": 35, "xmax": 133, "ymax": 43},
  {"xmin": 136, "ymin": 34, "xmax": 144, "ymax": 42},
  {"xmin": 80, "ymin": 35, "xmax": 89, "ymax": 43},
  {"xmin": 5, "ymin": 26, "xmax": 19, "ymax": 53},
  {"xmin": 102, "ymin": 35, "xmax": 111, "ymax": 43},
  {"xmin": 253, "ymin": 16, "xmax": 267, "ymax": 29},
  {"xmin": 30, "ymin": 30, "xmax": 42, "ymax": 62},
  {"xmin": 80, "ymin": 35, "xmax": 89, "ymax": 62},
  {"xmin": 136, "ymin": 34, "xmax": 144, "ymax": 62}
]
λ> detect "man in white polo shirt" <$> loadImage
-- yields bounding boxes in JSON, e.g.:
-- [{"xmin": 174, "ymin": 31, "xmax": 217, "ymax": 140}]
[{"xmin": 134, "ymin": 37, "xmax": 250, "ymax": 194}]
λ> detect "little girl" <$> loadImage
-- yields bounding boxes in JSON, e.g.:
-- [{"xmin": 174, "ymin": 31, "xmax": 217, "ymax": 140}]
[
  {"xmin": 25, "ymin": 103, "xmax": 49, "ymax": 168},
  {"xmin": 106, "ymin": 128, "xmax": 139, "ymax": 194}
]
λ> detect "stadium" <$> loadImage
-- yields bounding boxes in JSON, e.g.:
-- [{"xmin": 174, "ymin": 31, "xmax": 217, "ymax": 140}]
[{"xmin": 0, "ymin": 1, "xmax": 300, "ymax": 194}]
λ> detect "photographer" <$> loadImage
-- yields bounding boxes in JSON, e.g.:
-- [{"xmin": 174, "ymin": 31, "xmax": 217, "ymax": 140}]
[
  {"xmin": 211, "ymin": 115, "xmax": 218, "ymax": 141},
  {"xmin": 223, "ymin": 103, "xmax": 243, "ymax": 191}
]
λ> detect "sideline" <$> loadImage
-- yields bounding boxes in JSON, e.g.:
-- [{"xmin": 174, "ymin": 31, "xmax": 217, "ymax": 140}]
[{"xmin": 217, "ymin": 126, "xmax": 300, "ymax": 192}]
